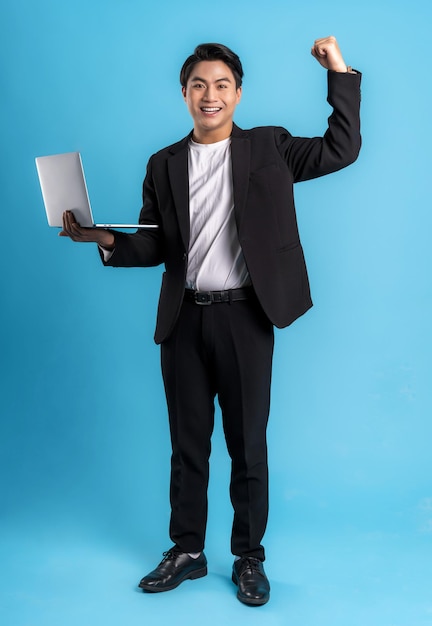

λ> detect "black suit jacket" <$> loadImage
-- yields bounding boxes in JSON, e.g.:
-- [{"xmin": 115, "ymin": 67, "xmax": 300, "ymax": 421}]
[{"xmin": 103, "ymin": 70, "xmax": 362, "ymax": 344}]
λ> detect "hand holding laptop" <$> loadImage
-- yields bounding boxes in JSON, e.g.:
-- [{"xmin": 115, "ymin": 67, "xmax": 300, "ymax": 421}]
[
  {"xmin": 59, "ymin": 210, "xmax": 115, "ymax": 249},
  {"xmin": 35, "ymin": 152, "xmax": 158, "ymax": 240}
]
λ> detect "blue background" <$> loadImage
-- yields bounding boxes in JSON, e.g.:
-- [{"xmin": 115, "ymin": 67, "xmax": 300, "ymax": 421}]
[{"xmin": 1, "ymin": 0, "xmax": 431, "ymax": 624}]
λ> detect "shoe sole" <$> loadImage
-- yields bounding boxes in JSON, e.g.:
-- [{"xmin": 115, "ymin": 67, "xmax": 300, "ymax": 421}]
[
  {"xmin": 231, "ymin": 573, "xmax": 270, "ymax": 606},
  {"xmin": 139, "ymin": 566, "xmax": 207, "ymax": 593}
]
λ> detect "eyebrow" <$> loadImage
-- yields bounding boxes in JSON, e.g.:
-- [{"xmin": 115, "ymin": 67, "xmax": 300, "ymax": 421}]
[{"xmin": 189, "ymin": 76, "xmax": 232, "ymax": 84}]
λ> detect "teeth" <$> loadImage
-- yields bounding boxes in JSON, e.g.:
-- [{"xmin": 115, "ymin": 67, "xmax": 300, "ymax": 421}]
[{"xmin": 201, "ymin": 107, "xmax": 221, "ymax": 112}]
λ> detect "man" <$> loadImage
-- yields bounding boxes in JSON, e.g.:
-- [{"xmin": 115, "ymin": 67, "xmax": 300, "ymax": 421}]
[{"xmin": 61, "ymin": 36, "xmax": 361, "ymax": 606}]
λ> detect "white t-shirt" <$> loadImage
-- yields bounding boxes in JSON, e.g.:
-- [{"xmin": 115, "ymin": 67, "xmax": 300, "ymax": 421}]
[{"xmin": 185, "ymin": 137, "xmax": 249, "ymax": 291}]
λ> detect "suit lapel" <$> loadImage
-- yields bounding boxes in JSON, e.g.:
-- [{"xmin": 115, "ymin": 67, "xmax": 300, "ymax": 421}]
[
  {"xmin": 231, "ymin": 125, "xmax": 250, "ymax": 229},
  {"xmin": 168, "ymin": 138, "xmax": 190, "ymax": 251}
]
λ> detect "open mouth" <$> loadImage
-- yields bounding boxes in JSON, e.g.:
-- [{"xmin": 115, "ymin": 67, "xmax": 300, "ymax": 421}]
[{"xmin": 200, "ymin": 107, "xmax": 222, "ymax": 114}]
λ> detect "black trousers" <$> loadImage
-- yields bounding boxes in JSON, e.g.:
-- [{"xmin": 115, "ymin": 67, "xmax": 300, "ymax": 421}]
[{"xmin": 160, "ymin": 293, "xmax": 274, "ymax": 561}]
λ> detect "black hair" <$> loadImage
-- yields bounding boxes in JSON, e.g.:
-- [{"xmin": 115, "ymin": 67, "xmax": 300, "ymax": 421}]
[{"xmin": 180, "ymin": 43, "xmax": 243, "ymax": 89}]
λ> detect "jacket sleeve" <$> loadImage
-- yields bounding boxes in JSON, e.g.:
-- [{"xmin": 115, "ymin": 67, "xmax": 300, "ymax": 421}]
[
  {"xmin": 275, "ymin": 70, "xmax": 362, "ymax": 183},
  {"xmin": 99, "ymin": 156, "xmax": 165, "ymax": 268}
]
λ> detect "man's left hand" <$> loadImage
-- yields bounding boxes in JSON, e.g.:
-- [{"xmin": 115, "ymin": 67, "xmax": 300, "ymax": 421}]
[{"xmin": 311, "ymin": 36, "xmax": 348, "ymax": 72}]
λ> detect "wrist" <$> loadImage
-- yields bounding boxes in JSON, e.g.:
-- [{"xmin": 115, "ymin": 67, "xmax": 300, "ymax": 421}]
[
  {"xmin": 331, "ymin": 63, "xmax": 348, "ymax": 73},
  {"xmin": 99, "ymin": 231, "xmax": 115, "ymax": 249}
]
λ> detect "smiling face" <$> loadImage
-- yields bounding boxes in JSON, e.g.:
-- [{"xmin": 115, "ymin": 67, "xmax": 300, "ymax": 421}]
[{"xmin": 182, "ymin": 60, "xmax": 242, "ymax": 144}]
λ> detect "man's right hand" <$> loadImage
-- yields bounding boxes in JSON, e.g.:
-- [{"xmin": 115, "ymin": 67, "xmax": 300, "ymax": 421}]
[{"xmin": 59, "ymin": 210, "xmax": 115, "ymax": 249}]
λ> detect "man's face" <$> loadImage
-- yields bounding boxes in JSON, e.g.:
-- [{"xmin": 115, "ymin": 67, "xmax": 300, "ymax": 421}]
[{"xmin": 182, "ymin": 60, "xmax": 242, "ymax": 143}]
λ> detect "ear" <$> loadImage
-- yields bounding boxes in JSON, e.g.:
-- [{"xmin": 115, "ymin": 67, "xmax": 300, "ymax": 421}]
[
  {"xmin": 235, "ymin": 86, "xmax": 242, "ymax": 104},
  {"xmin": 182, "ymin": 86, "xmax": 187, "ymax": 101}
]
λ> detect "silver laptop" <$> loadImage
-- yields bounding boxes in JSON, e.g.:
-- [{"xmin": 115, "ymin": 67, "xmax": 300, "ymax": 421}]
[{"xmin": 35, "ymin": 152, "xmax": 158, "ymax": 230}]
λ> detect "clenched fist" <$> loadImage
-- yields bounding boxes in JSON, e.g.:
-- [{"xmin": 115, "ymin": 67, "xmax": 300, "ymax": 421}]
[{"xmin": 311, "ymin": 36, "xmax": 348, "ymax": 72}]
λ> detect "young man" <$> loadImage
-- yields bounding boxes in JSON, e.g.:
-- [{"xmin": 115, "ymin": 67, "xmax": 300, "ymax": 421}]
[{"xmin": 61, "ymin": 37, "xmax": 361, "ymax": 606}]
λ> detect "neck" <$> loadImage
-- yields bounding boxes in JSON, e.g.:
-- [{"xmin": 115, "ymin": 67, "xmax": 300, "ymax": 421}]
[{"xmin": 192, "ymin": 122, "xmax": 233, "ymax": 144}]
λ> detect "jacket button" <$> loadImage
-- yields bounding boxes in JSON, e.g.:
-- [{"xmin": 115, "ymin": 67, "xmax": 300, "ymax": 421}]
[{"xmin": 182, "ymin": 253, "xmax": 187, "ymax": 261}]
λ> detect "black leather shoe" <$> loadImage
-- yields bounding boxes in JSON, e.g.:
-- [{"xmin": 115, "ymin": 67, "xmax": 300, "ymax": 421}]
[
  {"xmin": 138, "ymin": 549, "xmax": 207, "ymax": 592},
  {"xmin": 232, "ymin": 556, "xmax": 270, "ymax": 606}
]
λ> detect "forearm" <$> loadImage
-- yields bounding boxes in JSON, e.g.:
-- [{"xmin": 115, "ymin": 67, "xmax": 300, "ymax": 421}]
[
  {"xmin": 322, "ymin": 69, "xmax": 362, "ymax": 170},
  {"xmin": 101, "ymin": 154, "xmax": 166, "ymax": 267},
  {"xmin": 100, "ymin": 228, "xmax": 164, "ymax": 267}
]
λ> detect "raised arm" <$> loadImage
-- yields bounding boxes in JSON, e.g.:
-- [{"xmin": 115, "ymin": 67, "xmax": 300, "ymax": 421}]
[{"xmin": 276, "ymin": 36, "xmax": 361, "ymax": 183}]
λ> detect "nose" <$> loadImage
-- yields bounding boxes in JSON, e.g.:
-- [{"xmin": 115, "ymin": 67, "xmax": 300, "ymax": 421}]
[{"xmin": 203, "ymin": 85, "xmax": 217, "ymax": 101}]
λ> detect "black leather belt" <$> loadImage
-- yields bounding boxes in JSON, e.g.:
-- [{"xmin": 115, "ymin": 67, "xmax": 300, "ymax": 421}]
[{"xmin": 184, "ymin": 287, "xmax": 252, "ymax": 305}]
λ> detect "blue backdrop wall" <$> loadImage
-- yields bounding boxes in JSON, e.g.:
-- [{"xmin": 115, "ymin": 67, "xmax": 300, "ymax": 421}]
[{"xmin": 1, "ymin": 1, "xmax": 431, "ymax": 624}]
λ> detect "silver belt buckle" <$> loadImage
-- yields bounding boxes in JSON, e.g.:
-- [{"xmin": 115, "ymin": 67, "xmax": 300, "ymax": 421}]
[{"xmin": 194, "ymin": 291, "xmax": 212, "ymax": 305}]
